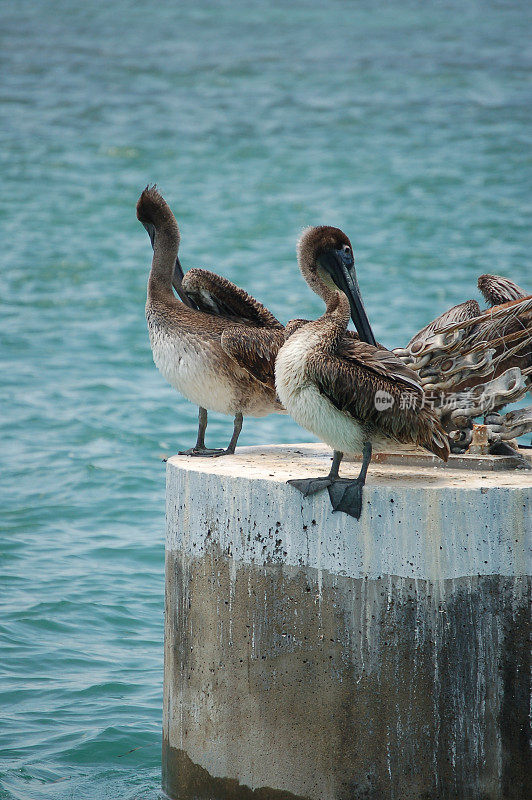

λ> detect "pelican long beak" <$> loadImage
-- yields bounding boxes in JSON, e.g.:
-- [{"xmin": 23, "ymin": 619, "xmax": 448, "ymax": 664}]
[
  {"xmin": 142, "ymin": 221, "xmax": 156, "ymax": 249},
  {"xmin": 172, "ymin": 255, "xmax": 197, "ymax": 309},
  {"xmin": 320, "ymin": 250, "xmax": 377, "ymax": 346}
]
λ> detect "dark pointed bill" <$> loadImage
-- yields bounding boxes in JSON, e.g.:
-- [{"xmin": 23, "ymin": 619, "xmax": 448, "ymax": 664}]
[
  {"xmin": 142, "ymin": 221, "xmax": 156, "ymax": 249},
  {"xmin": 319, "ymin": 249, "xmax": 377, "ymax": 347},
  {"xmin": 172, "ymin": 255, "xmax": 197, "ymax": 308}
]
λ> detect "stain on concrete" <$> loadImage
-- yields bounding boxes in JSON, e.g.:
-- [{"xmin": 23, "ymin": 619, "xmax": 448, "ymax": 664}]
[
  {"xmin": 163, "ymin": 743, "xmax": 311, "ymax": 799},
  {"xmin": 500, "ymin": 593, "xmax": 531, "ymax": 800},
  {"xmin": 163, "ymin": 547, "xmax": 531, "ymax": 800},
  {"xmin": 165, "ymin": 455, "xmax": 530, "ymax": 582}
]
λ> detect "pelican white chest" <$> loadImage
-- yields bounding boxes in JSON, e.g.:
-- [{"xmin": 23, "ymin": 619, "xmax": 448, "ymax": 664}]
[
  {"xmin": 146, "ymin": 311, "xmax": 237, "ymax": 415},
  {"xmin": 275, "ymin": 326, "xmax": 366, "ymax": 454}
]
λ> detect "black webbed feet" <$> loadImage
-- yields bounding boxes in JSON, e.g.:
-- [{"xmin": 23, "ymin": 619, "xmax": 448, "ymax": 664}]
[
  {"xmin": 287, "ymin": 476, "xmax": 333, "ymax": 497},
  {"xmin": 178, "ymin": 447, "xmax": 227, "ymax": 457},
  {"xmin": 328, "ymin": 478, "xmax": 364, "ymax": 519}
]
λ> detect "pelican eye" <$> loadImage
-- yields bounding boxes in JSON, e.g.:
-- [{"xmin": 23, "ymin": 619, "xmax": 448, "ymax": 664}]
[{"xmin": 342, "ymin": 244, "xmax": 351, "ymax": 254}]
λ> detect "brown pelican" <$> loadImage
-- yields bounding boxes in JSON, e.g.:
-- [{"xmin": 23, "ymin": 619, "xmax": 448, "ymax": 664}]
[
  {"xmin": 406, "ymin": 273, "xmax": 528, "ymax": 352},
  {"xmin": 137, "ymin": 186, "xmax": 285, "ymax": 456},
  {"xmin": 398, "ymin": 274, "xmax": 531, "ymax": 456},
  {"xmin": 273, "ymin": 226, "xmax": 450, "ymax": 519}
]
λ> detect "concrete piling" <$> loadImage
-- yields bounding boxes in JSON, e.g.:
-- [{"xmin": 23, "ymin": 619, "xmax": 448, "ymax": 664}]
[{"xmin": 163, "ymin": 444, "xmax": 531, "ymax": 800}]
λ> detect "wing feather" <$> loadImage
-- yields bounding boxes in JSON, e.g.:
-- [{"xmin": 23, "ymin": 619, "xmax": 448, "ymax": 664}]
[
  {"xmin": 182, "ymin": 268, "xmax": 282, "ymax": 329},
  {"xmin": 336, "ymin": 338, "xmax": 423, "ymax": 393},
  {"xmin": 477, "ymin": 274, "xmax": 528, "ymax": 306},
  {"xmin": 221, "ymin": 328, "xmax": 285, "ymax": 391},
  {"xmin": 306, "ymin": 344, "xmax": 449, "ymax": 460},
  {"xmin": 406, "ymin": 300, "xmax": 481, "ymax": 350}
]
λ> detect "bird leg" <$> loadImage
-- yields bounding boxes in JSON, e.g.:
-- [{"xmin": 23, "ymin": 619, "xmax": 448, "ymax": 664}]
[
  {"xmin": 287, "ymin": 450, "xmax": 342, "ymax": 497},
  {"xmin": 328, "ymin": 442, "xmax": 372, "ymax": 519},
  {"xmin": 179, "ymin": 409, "xmax": 244, "ymax": 457},
  {"xmin": 179, "ymin": 407, "xmax": 226, "ymax": 457},
  {"xmin": 223, "ymin": 412, "xmax": 243, "ymax": 455}
]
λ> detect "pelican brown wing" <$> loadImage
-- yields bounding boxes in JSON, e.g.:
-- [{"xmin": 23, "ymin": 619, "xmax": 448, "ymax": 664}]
[
  {"xmin": 221, "ymin": 327, "xmax": 286, "ymax": 392},
  {"xmin": 336, "ymin": 337, "xmax": 424, "ymax": 393},
  {"xmin": 222, "ymin": 321, "xmax": 396, "ymax": 395},
  {"xmin": 406, "ymin": 299, "xmax": 481, "ymax": 350},
  {"xmin": 307, "ymin": 343, "xmax": 450, "ymax": 461},
  {"xmin": 181, "ymin": 268, "xmax": 283, "ymax": 329}
]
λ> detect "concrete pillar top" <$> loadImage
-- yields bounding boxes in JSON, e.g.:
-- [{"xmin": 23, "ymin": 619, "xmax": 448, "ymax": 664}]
[
  {"xmin": 167, "ymin": 442, "xmax": 532, "ymax": 490},
  {"xmin": 166, "ymin": 444, "xmax": 531, "ymax": 583}
]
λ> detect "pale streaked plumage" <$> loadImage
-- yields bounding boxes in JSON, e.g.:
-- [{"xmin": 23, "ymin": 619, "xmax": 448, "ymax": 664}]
[
  {"xmin": 137, "ymin": 186, "xmax": 284, "ymax": 456},
  {"xmin": 274, "ymin": 225, "xmax": 449, "ymax": 518},
  {"xmin": 399, "ymin": 274, "xmax": 531, "ymax": 456}
]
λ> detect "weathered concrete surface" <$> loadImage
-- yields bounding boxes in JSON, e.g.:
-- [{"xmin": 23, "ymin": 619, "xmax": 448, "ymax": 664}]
[{"xmin": 163, "ymin": 444, "xmax": 531, "ymax": 800}]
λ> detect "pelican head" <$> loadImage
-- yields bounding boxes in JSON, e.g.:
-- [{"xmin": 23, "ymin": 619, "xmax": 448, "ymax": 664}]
[
  {"xmin": 137, "ymin": 185, "xmax": 195, "ymax": 307},
  {"xmin": 136, "ymin": 186, "xmax": 180, "ymax": 249},
  {"xmin": 298, "ymin": 225, "xmax": 376, "ymax": 346}
]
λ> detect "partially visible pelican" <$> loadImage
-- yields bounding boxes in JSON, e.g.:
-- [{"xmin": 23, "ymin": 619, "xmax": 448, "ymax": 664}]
[
  {"xmin": 406, "ymin": 273, "xmax": 528, "ymax": 352},
  {"xmin": 398, "ymin": 273, "xmax": 531, "ymax": 457},
  {"xmin": 137, "ymin": 186, "xmax": 285, "ymax": 456},
  {"xmin": 274, "ymin": 226, "xmax": 450, "ymax": 519},
  {"xmin": 477, "ymin": 273, "xmax": 527, "ymax": 306}
]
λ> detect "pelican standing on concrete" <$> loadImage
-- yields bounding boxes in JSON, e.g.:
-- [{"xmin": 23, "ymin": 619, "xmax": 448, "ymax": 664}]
[
  {"xmin": 397, "ymin": 273, "xmax": 531, "ymax": 456},
  {"xmin": 137, "ymin": 186, "xmax": 285, "ymax": 456},
  {"xmin": 275, "ymin": 226, "xmax": 450, "ymax": 518},
  {"xmin": 405, "ymin": 273, "xmax": 528, "ymax": 352}
]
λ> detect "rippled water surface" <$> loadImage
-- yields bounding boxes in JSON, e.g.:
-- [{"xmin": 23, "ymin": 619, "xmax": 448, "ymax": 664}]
[{"xmin": 1, "ymin": 1, "xmax": 530, "ymax": 797}]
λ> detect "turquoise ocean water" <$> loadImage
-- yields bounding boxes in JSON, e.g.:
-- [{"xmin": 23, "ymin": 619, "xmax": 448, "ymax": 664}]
[{"xmin": 1, "ymin": 1, "xmax": 530, "ymax": 797}]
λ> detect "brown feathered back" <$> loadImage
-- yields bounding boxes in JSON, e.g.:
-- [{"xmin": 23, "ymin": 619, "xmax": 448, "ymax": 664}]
[
  {"xmin": 182, "ymin": 269, "xmax": 283, "ymax": 329},
  {"xmin": 406, "ymin": 299, "xmax": 481, "ymax": 350},
  {"xmin": 307, "ymin": 342, "xmax": 450, "ymax": 462}
]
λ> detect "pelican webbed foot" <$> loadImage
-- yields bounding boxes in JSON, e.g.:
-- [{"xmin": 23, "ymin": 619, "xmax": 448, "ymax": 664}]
[
  {"xmin": 328, "ymin": 442, "xmax": 373, "ymax": 519},
  {"xmin": 328, "ymin": 479, "xmax": 364, "ymax": 519},
  {"xmin": 287, "ymin": 450, "xmax": 343, "ymax": 497},
  {"xmin": 179, "ymin": 409, "xmax": 243, "ymax": 458},
  {"xmin": 178, "ymin": 446, "xmax": 227, "ymax": 457},
  {"xmin": 287, "ymin": 476, "xmax": 333, "ymax": 496}
]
